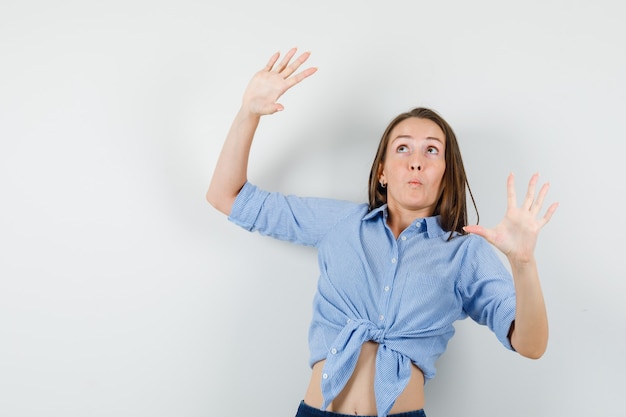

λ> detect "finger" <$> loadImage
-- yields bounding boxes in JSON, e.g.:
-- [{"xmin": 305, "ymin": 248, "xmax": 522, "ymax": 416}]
[
  {"xmin": 264, "ymin": 51, "xmax": 281, "ymax": 71},
  {"xmin": 541, "ymin": 202, "xmax": 559, "ymax": 224},
  {"xmin": 261, "ymin": 102, "xmax": 285, "ymax": 115},
  {"xmin": 463, "ymin": 225, "xmax": 483, "ymax": 235},
  {"xmin": 281, "ymin": 51, "xmax": 311, "ymax": 78},
  {"xmin": 530, "ymin": 181, "xmax": 550, "ymax": 216},
  {"xmin": 522, "ymin": 173, "xmax": 539, "ymax": 211},
  {"xmin": 273, "ymin": 47, "xmax": 297, "ymax": 73},
  {"xmin": 463, "ymin": 225, "xmax": 495, "ymax": 242},
  {"xmin": 285, "ymin": 66, "xmax": 318, "ymax": 88},
  {"xmin": 506, "ymin": 172, "xmax": 517, "ymax": 209}
]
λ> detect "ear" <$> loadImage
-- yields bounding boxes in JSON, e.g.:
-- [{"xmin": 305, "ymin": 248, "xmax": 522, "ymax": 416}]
[{"xmin": 378, "ymin": 163, "xmax": 385, "ymax": 183}]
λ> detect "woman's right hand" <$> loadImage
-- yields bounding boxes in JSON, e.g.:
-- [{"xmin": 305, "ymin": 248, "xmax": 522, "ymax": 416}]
[
  {"xmin": 241, "ymin": 48, "xmax": 317, "ymax": 116},
  {"xmin": 207, "ymin": 48, "xmax": 317, "ymax": 215}
]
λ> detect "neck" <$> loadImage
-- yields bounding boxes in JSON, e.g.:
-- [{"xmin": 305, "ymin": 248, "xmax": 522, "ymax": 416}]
[{"xmin": 386, "ymin": 206, "xmax": 432, "ymax": 239}]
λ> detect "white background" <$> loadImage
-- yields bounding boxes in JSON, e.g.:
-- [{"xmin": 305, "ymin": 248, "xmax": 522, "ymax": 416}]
[{"xmin": 1, "ymin": 1, "xmax": 624, "ymax": 416}]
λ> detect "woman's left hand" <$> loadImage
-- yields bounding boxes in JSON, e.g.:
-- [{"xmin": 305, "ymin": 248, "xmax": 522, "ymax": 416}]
[{"xmin": 463, "ymin": 173, "xmax": 559, "ymax": 264}]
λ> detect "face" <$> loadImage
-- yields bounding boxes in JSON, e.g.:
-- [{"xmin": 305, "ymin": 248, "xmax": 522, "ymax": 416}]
[{"xmin": 379, "ymin": 117, "xmax": 446, "ymax": 219}]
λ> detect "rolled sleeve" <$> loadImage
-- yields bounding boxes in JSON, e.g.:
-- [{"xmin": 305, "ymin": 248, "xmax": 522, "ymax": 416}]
[
  {"xmin": 227, "ymin": 181, "xmax": 362, "ymax": 247},
  {"xmin": 459, "ymin": 236, "xmax": 517, "ymax": 350},
  {"xmin": 228, "ymin": 182, "xmax": 270, "ymax": 231}
]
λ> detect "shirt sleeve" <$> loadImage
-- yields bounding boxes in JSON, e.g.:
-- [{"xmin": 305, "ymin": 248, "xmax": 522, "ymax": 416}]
[
  {"xmin": 457, "ymin": 235, "xmax": 517, "ymax": 350},
  {"xmin": 228, "ymin": 181, "xmax": 361, "ymax": 247}
]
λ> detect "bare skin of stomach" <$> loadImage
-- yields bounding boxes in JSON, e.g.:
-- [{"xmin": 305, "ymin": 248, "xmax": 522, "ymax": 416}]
[{"xmin": 303, "ymin": 341, "xmax": 425, "ymax": 415}]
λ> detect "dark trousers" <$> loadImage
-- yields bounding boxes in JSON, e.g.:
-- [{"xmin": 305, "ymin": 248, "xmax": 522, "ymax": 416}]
[{"xmin": 295, "ymin": 401, "xmax": 426, "ymax": 417}]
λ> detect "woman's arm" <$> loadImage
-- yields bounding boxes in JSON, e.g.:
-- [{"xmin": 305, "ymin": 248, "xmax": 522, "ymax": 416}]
[
  {"xmin": 464, "ymin": 173, "xmax": 558, "ymax": 359},
  {"xmin": 206, "ymin": 48, "xmax": 317, "ymax": 215}
]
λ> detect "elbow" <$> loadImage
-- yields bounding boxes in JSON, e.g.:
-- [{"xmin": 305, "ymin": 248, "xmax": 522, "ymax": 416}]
[
  {"xmin": 519, "ymin": 346, "xmax": 546, "ymax": 360},
  {"xmin": 205, "ymin": 187, "xmax": 218, "ymax": 208},
  {"xmin": 205, "ymin": 189, "xmax": 223, "ymax": 214},
  {"xmin": 512, "ymin": 336, "xmax": 548, "ymax": 360},
  {"xmin": 205, "ymin": 186, "xmax": 235, "ymax": 216},
  {"xmin": 509, "ymin": 319, "xmax": 548, "ymax": 360}
]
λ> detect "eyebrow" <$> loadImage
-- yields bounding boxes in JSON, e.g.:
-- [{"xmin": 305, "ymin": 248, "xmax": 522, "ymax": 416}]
[{"xmin": 392, "ymin": 135, "xmax": 444, "ymax": 144}]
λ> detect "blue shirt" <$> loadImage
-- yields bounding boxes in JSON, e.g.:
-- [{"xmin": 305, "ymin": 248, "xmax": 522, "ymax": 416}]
[{"xmin": 228, "ymin": 182, "xmax": 516, "ymax": 417}]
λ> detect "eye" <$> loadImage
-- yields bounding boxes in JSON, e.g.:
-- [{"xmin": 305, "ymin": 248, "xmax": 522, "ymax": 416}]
[
  {"xmin": 396, "ymin": 144, "xmax": 410, "ymax": 153},
  {"xmin": 426, "ymin": 146, "xmax": 440, "ymax": 155}
]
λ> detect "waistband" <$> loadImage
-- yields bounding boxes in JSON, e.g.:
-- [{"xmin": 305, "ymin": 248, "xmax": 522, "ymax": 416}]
[{"xmin": 295, "ymin": 401, "xmax": 426, "ymax": 417}]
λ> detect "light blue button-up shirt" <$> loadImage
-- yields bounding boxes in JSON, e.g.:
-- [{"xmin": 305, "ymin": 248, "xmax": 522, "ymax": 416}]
[{"xmin": 229, "ymin": 182, "xmax": 516, "ymax": 417}]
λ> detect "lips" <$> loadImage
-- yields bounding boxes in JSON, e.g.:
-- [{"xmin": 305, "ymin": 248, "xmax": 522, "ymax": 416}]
[{"xmin": 408, "ymin": 178, "xmax": 423, "ymax": 186}]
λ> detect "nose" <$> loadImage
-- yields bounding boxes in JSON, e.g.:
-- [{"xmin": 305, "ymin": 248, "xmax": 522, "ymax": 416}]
[
  {"xmin": 410, "ymin": 161, "xmax": 422, "ymax": 171},
  {"xmin": 409, "ymin": 154, "xmax": 422, "ymax": 171}
]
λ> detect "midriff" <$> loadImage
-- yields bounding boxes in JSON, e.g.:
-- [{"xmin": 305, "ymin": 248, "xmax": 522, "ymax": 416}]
[{"xmin": 303, "ymin": 341, "xmax": 425, "ymax": 415}]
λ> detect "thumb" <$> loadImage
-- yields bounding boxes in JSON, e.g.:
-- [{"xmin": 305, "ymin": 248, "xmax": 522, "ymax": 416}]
[
  {"xmin": 463, "ymin": 225, "xmax": 490, "ymax": 239},
  {"xmin": 263, "ymin": 102, "xmax": 284, "ymax": 115},
  {"xmin": 463, "ymin": 225, "xmax": 500, "ymax": 248}
]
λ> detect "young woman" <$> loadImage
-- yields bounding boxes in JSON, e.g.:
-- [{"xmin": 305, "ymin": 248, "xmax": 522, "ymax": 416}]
[{"xmin": 207, "ymin": 48, "xmax": 558, "ymax": 417}]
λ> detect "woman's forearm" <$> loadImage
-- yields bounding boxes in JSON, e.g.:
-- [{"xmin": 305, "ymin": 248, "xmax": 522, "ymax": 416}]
[
  {"xmin": 206, "ymin": 108, "xmax": 260, "ymax": 215},
  {"xmin": 206, "ymin": 49, "xmax": 317, "ymax": 216},
  {"xmin": 509, "ymin": 257, "xmax": 549, "ymax": 359}
]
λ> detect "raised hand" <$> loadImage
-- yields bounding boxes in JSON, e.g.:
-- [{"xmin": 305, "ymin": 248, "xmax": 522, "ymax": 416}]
[
  {"xmin": 463, "ymin": 173, "xmax": 559, "ymax": 264},
  {"xmin": 242, "ymin": 48, "xmax": 317, "ymax": 116}
]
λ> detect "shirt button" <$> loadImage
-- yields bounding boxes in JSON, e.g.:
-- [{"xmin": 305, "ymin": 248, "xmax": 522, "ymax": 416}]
[
  {"xmin": 322, "ymin": 373, "xmax": 329, "ymax": 379},
  {"xmin": 331, "ymin": 348, "xmax": 337, "ymax": 354},
  {"xmin": 379, "ymin": 315, "xmax": 384, "ymax": 321},
  {"xmin": 401, "ymin": 236, "xmax": 407, "ymax": 241},
  {"xmin": 384, "ymin": 286, "xmax": 390, "ymax": 292},
  {"xmin": 346, "ymin": 319, "xmax": 351, "ymax": 324},
  {"xmin": 391, "ymin": 258, "xmax": 397, "ymax": 264}
]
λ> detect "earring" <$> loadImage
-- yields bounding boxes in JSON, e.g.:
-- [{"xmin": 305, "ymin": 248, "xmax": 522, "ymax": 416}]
[{"xmin": 379, "ymin": 180, "xmax": 387, "ymax": 188}]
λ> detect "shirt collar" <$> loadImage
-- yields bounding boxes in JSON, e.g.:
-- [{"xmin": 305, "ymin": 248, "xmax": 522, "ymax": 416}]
[
  {"xmin": 363, "ymin": 205, "xmax": 450, "ymax": 239},
  {"xmin": 362, "ymin": 204, "xmax": 386, "ymax": 221}
]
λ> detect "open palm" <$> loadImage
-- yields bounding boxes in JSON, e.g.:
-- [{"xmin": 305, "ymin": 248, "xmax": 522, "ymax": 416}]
[
  {"xmin": 242, "ymin": 48, "xmax": 317, "ymax": 116},
  {"xmin": 464, "ymin": 173, "xmax": 559, "ymax": 263}
]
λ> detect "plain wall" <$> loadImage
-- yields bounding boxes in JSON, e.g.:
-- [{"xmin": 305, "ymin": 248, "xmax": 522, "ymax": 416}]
[{"xmin": 1, "ymin": 1, "xmax": 624, "ymax": 416}]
